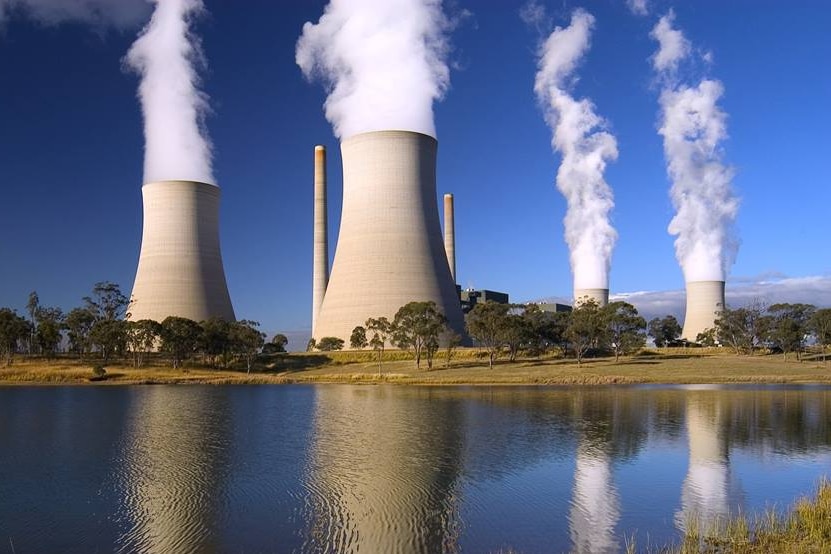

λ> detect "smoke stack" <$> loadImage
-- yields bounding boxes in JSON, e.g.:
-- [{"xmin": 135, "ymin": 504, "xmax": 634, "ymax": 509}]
[
  {"xmin": 128, "ymin": 180, "xmax": 235, "ymax": 323},
  {"xmin": 312, "ymin": 145, "xmax": 329, "ymax": 335},
  {"xmin": 682, "ymin": 280, "xmax": 725, "ymax": 340},
  {"xmin": 573, "ymin": 288, "xmax": 609, "ymax": 308},
  {"xmin": 443, "ymin": 193, "xmax": 456, "ymax": 283},
  {"xmin": 313, "ymin": 130, "xmax": 464, "ymax": 342}
]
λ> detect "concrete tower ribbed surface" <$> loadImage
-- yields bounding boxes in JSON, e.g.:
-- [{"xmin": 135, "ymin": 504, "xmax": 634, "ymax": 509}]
[
  {"xmin": 312, "ymin": 130, "xmax": 464, "ymax": 342},
  {"xmin": 443, "ymin": 193, "xmax": 456, "ymax": 283},
  {"xmin": 682, "ymin": 280, "xmax": 725, "ymax": 340},
  {"xmin": 312, "ymin": 145, "xmax": 329, "ymax": 333},
  {"xmin": 574, "ymin": 288, "xmax": 609, "ymax": 308},
  {"xmin": 128, "ymin": 180, "xmax": 235, "ymax": 323}
]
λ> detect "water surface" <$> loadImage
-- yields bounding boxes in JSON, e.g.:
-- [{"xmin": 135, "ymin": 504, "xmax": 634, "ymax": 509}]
[{"xmin": 1, "ymin": 384, "xmax": 829, "ymax": 553}]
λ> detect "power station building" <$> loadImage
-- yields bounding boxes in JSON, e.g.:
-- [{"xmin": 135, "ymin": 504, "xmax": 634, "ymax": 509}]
[
  {"xmin": 128, "ymin": 180, "xmax": 235, "ymax": 323},
  {"xmin": 311, "ymin": 130, "xmax": 464, "ymax": 342}
]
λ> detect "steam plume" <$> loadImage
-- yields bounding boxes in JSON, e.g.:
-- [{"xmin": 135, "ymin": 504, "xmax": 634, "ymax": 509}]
[
  {"xmin": 651, "ymin": 11, "xmax": 738, "ymax": 282},
  {"xmin": 0, "ymin": 0, "xmax": 148, "ymax": 28},
  {"xmin": 296, "ymin": 0, "xmax": 452, "ymax": 139},
  {"xmin": 125, "ymin": 0, "xmax": 214, "ymax": 185},
  {"xmin": 533, "ymin": 9, "xmax": 618, "ymax": 290}
]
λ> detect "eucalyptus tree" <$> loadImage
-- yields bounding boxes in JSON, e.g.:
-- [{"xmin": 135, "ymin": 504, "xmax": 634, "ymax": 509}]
[
  {"xmin": 466, "ymin": 300, "xmax": 510, "ymax": 369},
  {"xmin": 0, "ymin": 308, "xmax": 30, "ymax": 366},
  {"xmin": 391, "ymin": 301, "xmax": 447, "ymax": 369},
  {"xmin": 602, "ymin": 301, "xmax": 647, "ymax": 362},
  {"xmin": 647, "ymin": 315, "xmax": 681, "ymax": 347},
  {"xmin": 810, "ymin": 309, "xmax": 831, "ymax": 363},
  {"xmin": 766, "ymin": 303, "xmax": 816, "ymax": 361},
  {"xmin": 365, "ymin": 316, "xmax": 392, "ymax": 374},
  {"xmin": 567, "ymin": 299, "xmax": 605, "ymax": 366}
]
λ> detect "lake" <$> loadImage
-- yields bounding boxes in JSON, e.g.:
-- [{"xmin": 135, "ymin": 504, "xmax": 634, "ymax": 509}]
[{"xmin": 1, "ymin": 384, "xmax": 829, "ymax": 553}]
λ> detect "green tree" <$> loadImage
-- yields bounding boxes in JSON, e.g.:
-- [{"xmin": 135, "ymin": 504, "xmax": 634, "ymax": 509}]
[
  {"xmin": 696, "ymin": 327, "xmax": 718, "ymax": 347},
  {"xmin": 366, "ymin": 316, "xmax": 392, "ymax": 375},
  {"xmin": 306, "ymin": 338, "xmax": 316, "ymax": 352},
  {"xmin": 89, "ymin": 319, "xmax": 127, "ymax": 363},
  {"xmin": 65, "ymin": 307, "xmax": 96, "ymax": 359},
  {"xmin": 442, "ymin": 329, "xmax": 462, "ymax": 368},
  {"xmin": 502, "ymin": 311, "xmax": 531, "ymax": 362},
  {"xmin": 648, "ymin": 315, "xmax": 682, "ymax": 347},
  {"xmin": 26, "ymin": 291, "xmax": 39, "ymax": 354},
  {"xmin": 714, "ymin": 303, "xmax": 767, "ymax": 355},
  {"xmin": 200, "ymin": 317, "xmax": 233, "ymax": 367},
  {"xmin": 35, "ymin": 306, "xmax": 64, "ymax": 359},
  {"xmin": 567, "ymin": 299, "xmax": 605, "ymax": 366},
  {"xmin": 466, "ymin": 300, "xmax": 510, "ymax": 369},
  {"xmin": 0, "ymin": 308, "xmax": 30, "ymax": 366},
  {"xmin": 350, "ymin": 326, "xmax": 368, "ymax": 349},
  {"xmin": 602, "ymin": 301, "xmax": 646, "ymax": 362},
  {"xmin": 766, "ymin": 303, "xmax": 816, "ymax": 361},
  {"xmin": 810, "ymin": 308, "xmax": 831, "ymax": 364},
  {"xmin": 271, "ymin": 333, "xmax": 288, "ymax": 352},
  {"xmin": 125, "ymin": 319, "xmax": 161, "ymax": 368},
  {"xmin": 317, "ymin": 336, "xmax": 345, "ymax": 351},
  {"xmin": 230, "ymin": 320, "xmax": 265, "ymax": 373},
  {"xmin": 391, "ymin": 301, "xmax": 448, "ymax": 369},
  {"xmin": 160, "ymin": 316, "xmax": 202, "ymax": 369},
  {"xmin": 84, "ymin": 281, "xmax": 128, "ymax": 321}
]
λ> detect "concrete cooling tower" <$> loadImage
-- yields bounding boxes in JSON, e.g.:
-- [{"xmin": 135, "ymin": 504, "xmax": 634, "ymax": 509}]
[
  {"xmin": 682, "ymin": 280, "xmax": 725, "ymax": 340},
  {"xmin": 128, "ymin": 180, "xmax": 235, "ymax": 323},
  {"xmin": 574, "ymin": 288, "xmax": 609, "ymax": 308},
  {"xmin": 312, "ymin": 130, "xmax": 464, "ymax": 342}
]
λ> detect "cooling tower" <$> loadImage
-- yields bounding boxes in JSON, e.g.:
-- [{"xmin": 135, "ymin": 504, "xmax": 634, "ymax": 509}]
[
  {"xmin": 574, "ymin": 288, "xmax": 609, "ymax": 308},
  {"xmin": 312, "ymin": 130, "xmax": 464, "ymax": 342},
  {"xmin": 312, "ymin": 145, "xmax": 329, "ymax": 333},
  {"xmin": 443, "ymin": 193, "xmax": 456, "ymax": 283},
  {"xmin": 128, "ymin": 180, "xmax": 235, "ymax": 323},
  {"xmin": 682, "ymin": 280, "xmax": 725, "ymax": 341}
]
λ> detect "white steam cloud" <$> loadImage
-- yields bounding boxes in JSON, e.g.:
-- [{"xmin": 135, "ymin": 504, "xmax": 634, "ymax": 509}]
[
  {"xmin": 626, "ymin": 0, "xmax": 649, "ymax": 17},
  {"xmin": 0, "ymin": 0, "xmax": 148, "ymax": 28},
  {"xmin": 651, "ymin": 11, "xmax": 738, "ymax": 282},
  {"xmin": 296, "ymin": 0, "xmax": 453, "ymax": 140},
  {"xmin": 533, "ymin": 9, "xmax": 618, "ymax": 291},
  {"xmin": 125, "ymin": 0, "xmax": 214, "ymax": 185}
]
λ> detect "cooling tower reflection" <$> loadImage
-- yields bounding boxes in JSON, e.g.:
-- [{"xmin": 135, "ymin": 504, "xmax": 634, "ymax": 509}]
[
  {"xmin": 303, "ymin": 386, "xmax": 464, "ymax": 553},
  {"xmin": 111, "ymin": 387, "xmax": 230, "ymax": 554}
]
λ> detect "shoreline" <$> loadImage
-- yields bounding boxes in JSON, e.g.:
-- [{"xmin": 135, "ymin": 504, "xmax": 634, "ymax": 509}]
[{"xmin": 2, "ymin": 349, "xmax": 829, "ymax": 387}]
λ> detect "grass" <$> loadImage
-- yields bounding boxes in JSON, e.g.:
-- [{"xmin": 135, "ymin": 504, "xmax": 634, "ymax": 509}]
[
  {"xmin": 624, "ymin": 479, "xmax": 831, "ymax": 553},
  {"xmin": 0, "ymin": 347, "xmax": 829, "ymax": 386}
]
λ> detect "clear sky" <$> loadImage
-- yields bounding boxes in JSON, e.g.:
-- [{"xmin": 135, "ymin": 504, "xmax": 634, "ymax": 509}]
[{"xmin": 1, "ymin": 1, "xmax": 829, "ymax": 348}]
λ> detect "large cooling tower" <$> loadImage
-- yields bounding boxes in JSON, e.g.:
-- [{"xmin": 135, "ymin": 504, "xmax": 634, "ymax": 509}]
[
  {"xmin": 574, "ymin": 288, "xmax": 609, "ymax": 308},
  {"xmin": 128, "ymin": 180, "xmax": 235, "ymax": 323},
  {"xmin": 682, "ymin": 280, "xmax": 725, "ymax": 340},
  {"xmin": 312, "ymin": 130, "xmax": 464, "ymax": 342}
]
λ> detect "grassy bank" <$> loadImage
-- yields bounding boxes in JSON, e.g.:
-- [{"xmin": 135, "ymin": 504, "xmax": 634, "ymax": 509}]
[
  {"xmin": 627, "ymin": 479, "xmax": 831, "ymax": 553},
  {"xmin": 1, "ymin": 347, "xmax": 829, "ymax": 386}
]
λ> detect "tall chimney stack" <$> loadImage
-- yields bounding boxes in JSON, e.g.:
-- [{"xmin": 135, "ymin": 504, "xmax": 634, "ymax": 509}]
[
  {"xmin": 443, "ymin": 193, "xmax": 456, "ymax": 283},
  {"xmin": 312, "ymin": 145, "xmax": 329, "ymax": 336}
]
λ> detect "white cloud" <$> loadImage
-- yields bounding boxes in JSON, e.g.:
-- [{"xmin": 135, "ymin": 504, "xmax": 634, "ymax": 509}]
[
  {"xmin": 649, "ymin": 10, "xmax": 690, "ymax": 73},
  {"xmin": 0, "ymin": 0, "xmax": 149, "ymax": 29},
  {"xmin": 626, "ymin": 0, "xmax": 648, "ymax": 17}
]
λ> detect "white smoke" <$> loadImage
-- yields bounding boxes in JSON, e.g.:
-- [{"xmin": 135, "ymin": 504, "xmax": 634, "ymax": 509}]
[
  {"xmin": 533, "ymin": 9, "xmax": 618, "ymax": 291},
  {"xmin": 651, "ymin": 11, "xmax": 738, "ymax": 282},
  {"xmin": 296, "ymin": 0, "xmax": 452, "ymax": 139},
  {"xmin": 0, "ymin": 0, "xmax": 148, "ymax": 28},
  {"xmin": 125, "ymin": 0, "xmax": 214, "ymax": 185}
]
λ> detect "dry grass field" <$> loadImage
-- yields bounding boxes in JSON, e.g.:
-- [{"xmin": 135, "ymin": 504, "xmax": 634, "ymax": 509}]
[{"xmin": 1, "ymin": 347, "xmax": 829, "ymax": 386}]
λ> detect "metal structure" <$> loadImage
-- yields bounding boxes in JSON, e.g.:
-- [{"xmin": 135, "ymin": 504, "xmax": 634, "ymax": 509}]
[
  {"xmin": 128, "ymin": 180, "xmax": 235, "ymax": 323},
  {"xmin": 312, "ymin": 130, "xmax": 464, "ymax": 342},
  {"xmin": 682, "ymin": 280, "xmax": 725, "ymax": 340}
]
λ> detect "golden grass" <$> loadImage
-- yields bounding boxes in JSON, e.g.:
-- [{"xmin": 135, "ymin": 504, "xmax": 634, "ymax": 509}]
[{"xmin": 0, "ymin": 348, "xmax": 829, "ymax": 386}]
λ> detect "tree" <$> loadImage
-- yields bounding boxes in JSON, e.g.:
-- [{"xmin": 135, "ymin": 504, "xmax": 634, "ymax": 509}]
[
  {"xmin": 466, "ymin": 301, "xmax": 510, "ymax": 369},
  {"xmin": 90, "ymin": 319, "xmax": 127, "ymax": 363},
  {"xmin": 160, "ymin": 316, "xmax": 202, "ymax": 369},
  {"xmin": 84, "ymin": 281, "xmax": 128, "ymax": 321},
  {"xmin": 602, "ymin": 301, "xmax": 646, "ymax": 362},
  {"xmin": 766, "ymin": 303, "xmax": 815, "ymax": 361},
  {"xmin": 125, "ymin": 319, "xmax": 161, "ymax": 368},
  {"xmin": 391, "ymin": 301, "xmax": 447, "ymax": 369},
  {"xmin": 65, "ymin": 307, "xmax": 96, "ymax": 359},
  {"xmin": 696, "ymin": 327, "xmax": 718, "ymax": 347},
  {"xmin": 35, "ymin": 306, "xmax": 64, "ymax": 359},
  {"xmin": 306, "ymin": 338, "xmax": 316, "ymax": 352},
  {"xmin": 366, "ymin": 316, "xmax": 392, "ymax": 375},
  {"xmin": 0, "ymin": 308, "xmax": 30, "ymax": 366},
  {"xmin": 810, "ymin": 309, "xmax": 831, "ymax": 364},
  {"xmin": 200, "ymin": 317, "xmax": 233, "ymax": 367},
  {"xmin": 230, "ymin": 320, "xmax": 265, "ymax": 373},
  {"xmin": 317, "ymin": 336, "xmax": 345, "ymax": 351},
  {"xmin": 648, "ymin": 315, "xmax": 682, "ymax": 347},
  {"xmin": 567, "ymin": 299, "xmax": 605, "ymax": 366},
  {"xmin": 502, "ymin": 311, "xmax": 531, "ymax": 362},
  {"xmin": 350, "ymin": 326, "xmax": 368, "ymax": 349},
  {"xmin": 714, "ymin": 303, "xmax": 767, "ymax": 355},
  {"xmin": 26, "ymin": 291, "xmax": 39, "ymax": 354},
  {"xmin": 271, "ymin": 334, "xmax": 288, "ymax": 352},
  {"xmin": 442, "ymin": 329, "xmax": 462, "ymax": 368}
]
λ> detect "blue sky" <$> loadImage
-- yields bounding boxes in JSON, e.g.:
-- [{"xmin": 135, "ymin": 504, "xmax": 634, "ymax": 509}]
[{"xmin": 1, "ymin": 1, "xmax": 829, "ymax": 347}]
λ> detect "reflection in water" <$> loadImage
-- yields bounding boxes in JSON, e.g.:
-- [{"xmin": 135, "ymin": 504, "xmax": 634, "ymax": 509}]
[
  {"xmin": 676, "ymin": 393, "xmax": 740, "ymax": 533},
  {"xmin": 304, "ymin": 387, "xmax": 463, "ymax": 553},
  {"xmin": 570, "ymin": 443, "xmax": 619, "ymax": 553},
  {"xmin": 111, "ymin": 387, "xmax": 230, "ymax": 553}
]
